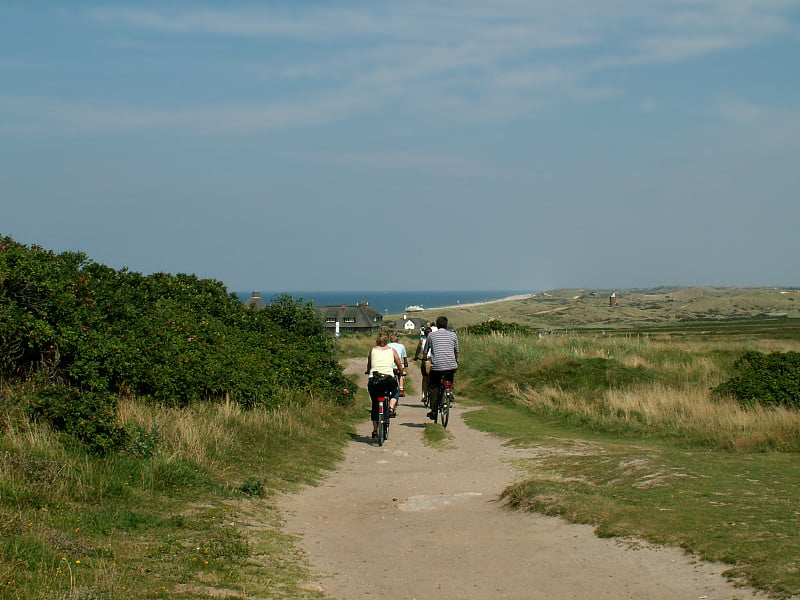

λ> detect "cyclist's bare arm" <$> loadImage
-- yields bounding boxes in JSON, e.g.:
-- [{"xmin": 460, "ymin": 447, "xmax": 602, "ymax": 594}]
[{"xmin": 392, "ymin": 349, "xmax": 405, "ymax": 375}]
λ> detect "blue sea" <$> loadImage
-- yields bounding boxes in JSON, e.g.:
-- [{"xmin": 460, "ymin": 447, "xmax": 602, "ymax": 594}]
[{"xmin": 234, "ymin": 290, "xmax": 531, "ymax": 315}]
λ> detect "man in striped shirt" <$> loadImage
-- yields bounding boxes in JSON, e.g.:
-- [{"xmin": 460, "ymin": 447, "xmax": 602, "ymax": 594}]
[{"xmin": 424, "ymin": 315, "xmax": 459, "ymax": 420}]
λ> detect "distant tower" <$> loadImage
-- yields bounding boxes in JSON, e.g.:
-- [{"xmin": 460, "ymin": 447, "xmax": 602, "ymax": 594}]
[{"xmin": 609, "ymin": 292, "xmax": 617, "ymax": 307}]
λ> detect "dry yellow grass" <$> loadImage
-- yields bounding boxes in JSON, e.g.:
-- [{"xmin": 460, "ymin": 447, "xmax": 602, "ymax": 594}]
[
  {"xmin": 116, "ymin": 392, "xmax": 335, "ymax": 466},
  {"xmin": 463, "ymin": 333, "xmax": 800, "ymax": 451}
]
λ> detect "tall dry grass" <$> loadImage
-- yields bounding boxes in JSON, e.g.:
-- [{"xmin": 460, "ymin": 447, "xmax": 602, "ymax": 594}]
[
  {"xmin": 332, "ymin": 332, "xmax": 374, "ymax": 359},
  {"xmin": 116, "ymin": 389, "xmax": 343, "ymax": 470},
  {"xmin": 461, "ymin": 332, "xmax": 800, "ymax": 451},
  {"xmin": 1, "ymin": 379, "xmax": 363, "ymax": 599}
]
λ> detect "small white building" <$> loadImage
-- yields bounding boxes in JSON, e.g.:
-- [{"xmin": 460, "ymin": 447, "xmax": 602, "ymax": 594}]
[{"xmin": 394, "ymin": 316, "xmax": 426, "ymax": 331}]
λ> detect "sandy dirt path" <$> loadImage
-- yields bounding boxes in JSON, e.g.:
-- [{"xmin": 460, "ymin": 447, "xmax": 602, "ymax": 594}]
[{"xmin": 279, "ymin": 360, "xmax": 765, "ymax": 600}]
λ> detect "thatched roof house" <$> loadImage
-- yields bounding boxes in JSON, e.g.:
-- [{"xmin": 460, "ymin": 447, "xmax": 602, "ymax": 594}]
[{"xmin": 316, "ymin": 302, "xmax": 383, "ymax": 333}]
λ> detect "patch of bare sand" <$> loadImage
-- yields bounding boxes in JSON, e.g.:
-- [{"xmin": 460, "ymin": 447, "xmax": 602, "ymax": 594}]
[
  {"xmin": 433, "ymin": 293, "xmax": 535, "ymax": 311},
  {"xmin": 278, "ymin": 360, "xmax": 767, "ymax": 600}
]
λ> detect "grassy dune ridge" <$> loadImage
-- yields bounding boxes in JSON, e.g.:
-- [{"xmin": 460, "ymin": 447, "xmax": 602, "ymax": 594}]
[{"xmin": 400, "ymin": 286, "xmax": 800, "ymax": 332}]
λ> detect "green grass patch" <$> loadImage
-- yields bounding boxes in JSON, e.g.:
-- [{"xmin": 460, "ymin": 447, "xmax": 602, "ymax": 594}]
[
  {"xmin": 422, "ymin": 423, "xmax": 455, "ymax": 450},
  {"xmin": 593, "ymin": 316, "xmax": 800, "ymax": 342},
  {"xmin": 523, "ymin": 356, "xmax": 656, "ymax": 391}
]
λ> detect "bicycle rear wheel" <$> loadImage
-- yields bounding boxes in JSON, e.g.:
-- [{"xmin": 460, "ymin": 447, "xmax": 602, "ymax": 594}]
[
  {"xmin": 378, "ymin": 416, "xmax": 386, "ymax": 445},
  {"xmin": 440, "ymin": 392, "xmax": 450, "ymax": 428}
]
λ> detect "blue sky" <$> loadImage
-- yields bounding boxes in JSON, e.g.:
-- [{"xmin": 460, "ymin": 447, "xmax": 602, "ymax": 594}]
[{"xmin": 2, "ymin": 1, "xmax": 799, "ymax": 292}]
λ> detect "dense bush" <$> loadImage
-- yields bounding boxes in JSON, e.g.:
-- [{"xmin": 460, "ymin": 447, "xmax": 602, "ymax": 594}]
[
  {"xmin": 26, "ymin": 384, "xmax": 127, "ymax": 455},
  {"xmin": 712, "ymin": 351, "xmax": 800, "ymax": 409},
  {"xmin": 0, "ymin": 235, "xmax": 354, "ymax": 452},
  {"xmin": 461, "ymin": 319, "xmax": 532, "ymax": 335}
]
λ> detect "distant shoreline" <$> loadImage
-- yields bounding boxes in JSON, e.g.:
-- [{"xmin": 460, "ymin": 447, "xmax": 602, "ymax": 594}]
[
  {"xmin": 243, "ymin": 290, "xmax": 531, "ymax": 315},
  {"xmin": 405, "ymin": 293, "xmax": 536, "ymax": 313}
]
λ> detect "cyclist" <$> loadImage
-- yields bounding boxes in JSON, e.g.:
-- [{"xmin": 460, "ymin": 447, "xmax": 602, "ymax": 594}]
[
  {"xmin": 424, "ymin": 316, "xmax": 459, "ymax": 421},
  {"xmin": 388, "ymin": 332, "xmax": 409, "ymax": 407},
  {"xmin": 365, "ymin": 330, "xmax": 405, "ymax": 438},
  {"xmin": 413, "ymin": 326, "xmax": 433, "ymax": 405}
]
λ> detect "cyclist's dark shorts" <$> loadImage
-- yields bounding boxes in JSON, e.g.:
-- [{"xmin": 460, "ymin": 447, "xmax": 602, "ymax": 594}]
[
  {"xmin": 368, "ymin": 375, "xmax": 398, "ymax": 421},
  {"xmin": 428, "ymin": 369, "xmax": 456, "ymax": 389}
]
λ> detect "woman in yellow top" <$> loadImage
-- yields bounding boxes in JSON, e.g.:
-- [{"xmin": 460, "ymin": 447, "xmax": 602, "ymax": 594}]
[{"xmin": 365, "ymin": 330, "xmax": 405, "ymax": 439}]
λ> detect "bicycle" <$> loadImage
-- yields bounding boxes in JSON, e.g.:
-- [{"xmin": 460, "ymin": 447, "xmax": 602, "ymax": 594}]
[
  {"xmin": 438, "ymin": 380, "xmax": 454, "ymax": 427},
  {"xmin": 430, "ymin": 378, "xmax": 454, "ymax": 428},
  {"xmin": 414, "ymin": 356, "xmax": 432, "ymax": 407},
  {"xmin": 376, "ymin": 390, "xmax": 390, "ymax": 446},
  {"xmin": 369, "ymin": 371, "xmax": 397, "ymax": 446},
  {"xmin": 421, "ymin": 360, "xmax": 431, "ymax": 407}
]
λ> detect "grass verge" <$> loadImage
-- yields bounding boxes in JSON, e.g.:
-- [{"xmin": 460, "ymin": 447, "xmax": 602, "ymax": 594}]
[{"xmin": 1, "ymin": 383, "xmax": 365, "ymax": 600}]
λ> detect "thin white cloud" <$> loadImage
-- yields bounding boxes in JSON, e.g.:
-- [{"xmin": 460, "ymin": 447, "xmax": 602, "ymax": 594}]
[
  {"xmin": 204, "ymin": 4, "xmax": 790, "ymax": 76},
  {"xmin": 639, "ymin": 97, "xmax": 661, "ymax": 112},
  {"xmin": 712, "ymin": 96, "xmax": 767, "ymax": 122},
  {"xmin": 0, "ymin": 91, "xmax": 374, "ymax": 135},
  {"xmin": 2, "ymin": 2, "xmax": 796, "ymax": 134},
  {"xmin": 306, "ymin": 149, "xmax": 494, "ymax": 175},
  {"xmin": 635, "ymin": 34, "xmax": 745, "ymax": 62},
  {"xmin": 86, "ymin": 2, "xmax": 798, "ymax": 52},
  {"xmin": 86, "ymin": 7, "xmax": 387, "ymax": 38}
]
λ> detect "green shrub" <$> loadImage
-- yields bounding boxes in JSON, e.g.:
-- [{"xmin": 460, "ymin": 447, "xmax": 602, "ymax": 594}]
[
  {"xmin": 462, "ymin": 320, "xmax": 532, "ymax": 335},
  {"xmin": 1, "ymin": 237, "xmax": 340, "ymax": 399},
  {"xmin": 712, "ymin": 351, "xmax": 800, "ymax": 409},
  {"xmin": 26, "ymin": 385, "xmax": 127, "ymax": 455},
  {"xmin": 238, "ymin": 477, "xmax": 265, "ymax": 497},
  {"xmin": 262, "ymin": 293, "xmax": 329, "ymax": 344},
  {"xmin": 126, "ymin": 423, "xmax": 162, "ymax": 458},
  {"xmin": 0, "ymin": 235, "xmax": 355, "ymax": 452}
]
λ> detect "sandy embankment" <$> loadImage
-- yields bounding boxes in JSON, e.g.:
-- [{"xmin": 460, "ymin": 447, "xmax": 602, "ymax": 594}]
[{"xmin": 422, "ymin": 293, "xmax": 536, "ymax": 312}]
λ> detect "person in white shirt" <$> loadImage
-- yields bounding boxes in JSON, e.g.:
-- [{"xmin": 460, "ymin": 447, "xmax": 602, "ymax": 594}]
[
  {"xmin": 388, "ymin": 332, "xmax": 409, "ymax": 402},
  {"xmin": 413, "ymin": 326, "xmax": 433, "ymax": 405}
]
